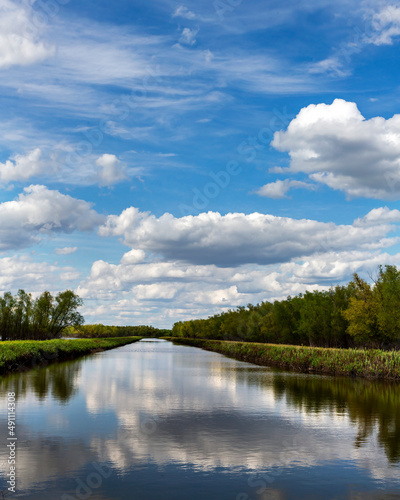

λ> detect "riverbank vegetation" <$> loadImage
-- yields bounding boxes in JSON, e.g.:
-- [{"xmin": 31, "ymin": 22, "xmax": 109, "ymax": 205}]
[
  {"xmin": 171, "ymin": 265, "xmax": 400, "ymax": 350},
  {"xmin": 66, "ymin": 324, "xmax": 171, "ymax": 338},
  {"xmin": 0, "ymin": 289, "xmax": 84, "ymax": 341},
  {"xmin": 0, "ymin": 337, "xmax": 142, "ymax": 375},
  {"xmin": 167, "ymin": 338, "xmax": 400, "ymax": 380}
]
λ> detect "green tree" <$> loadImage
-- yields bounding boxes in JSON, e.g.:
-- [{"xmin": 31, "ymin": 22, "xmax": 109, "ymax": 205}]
[
  {"xmin": 329, "ymin": 285, "xmax": 353, "ymax": 348},
  {"xmin": 298, "ymin": 291, "xmax": 333, "ymax": 347},
  {"xmin": 0, "ymin": 292, "xmax": 16, "ymax": 341},
  {"xmin": 373, "ymin": 265, "xmax": 400, "ymax": 345},
  {"xmin": 343, "ymin": 274, "xmax": 379, "ymax": 346},
  {"xmin": 14, "ymin": 290, "xmax": 33, "ymax": 340},
  {"xmin": 48, "ymin": 290, "xmax": 84, "ymax": 338},
  {"xmin": 32, "ymin": 291, "xmax": 54, "ymax": 339}
]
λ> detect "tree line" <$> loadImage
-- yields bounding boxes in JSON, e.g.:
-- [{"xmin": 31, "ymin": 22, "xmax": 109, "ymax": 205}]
[
  {"xmin": 66, "ymin": 323, "xmax": 171, "ymax": 338},
  {"xmin": 171, "ymin": 265, "xmax": 400, "ymax": 349},
  {"xmin": 0, "ymin": 290, "xmax": 84, "ymax": 341}
]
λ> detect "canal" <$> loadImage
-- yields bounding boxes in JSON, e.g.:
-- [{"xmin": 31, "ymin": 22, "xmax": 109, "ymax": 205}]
[{"xmin": 0, "ymin": 338, "xmax": 399, "ymax": 499}]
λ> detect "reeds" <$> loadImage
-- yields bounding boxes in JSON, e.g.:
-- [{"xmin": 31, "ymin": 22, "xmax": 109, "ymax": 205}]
[{"xmin": 167, "ymin": 338, "xmax": 400, "ymax": 380}]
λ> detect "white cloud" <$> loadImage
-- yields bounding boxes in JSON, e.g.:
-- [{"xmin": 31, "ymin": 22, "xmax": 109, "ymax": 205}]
[
  {"xmin": 308, "ymin": 56, "xmax": 349, "ymax": 77},
  {"xmin": 173, "ymin": 6, "xmax": 196, "ymax": 19},
  {"xmin": 0, "ymin": 0, "xmax": 54, "ymax": 69},
  {"xmin": 0, "ymin": 148, "xmax": 49, "ymax": 183},
  {"xmin": 77, "ymin": 237, "xmax": 400, "ymax": 327},
  {"xmin": 134, "ymin": 283, "xmax": 178, "ymax": 300},
  {"xmin": 0, "ymin": 255, "xmax": 79, "ymax": 293},
  {"xmin": 55, "ymin": 246, "xmax": 78, "ymax": 255},
  {"xmin": 95, "ymin": 154, "xmax": 127, "ymax": 186},
  {"xmin": 279, "ymin": 250, "xmax": 400, "ymax": 284},
  {"xmin": 369, "ymin": 5, "xmax": 400, "ymax": 45},
  {"xmin": 272, "ymin": 99, "xmax": 400, "ymax": 200},
  {"xmin": 0, "ymin": 185, "xmax": 104, "ymax": 251},
  {"xmin": 99, "ymin": 206, "xmax": 397, "ymax": 267},
  {"xmin": 120, "ymin": 249, "xmax": 146, "ymax": 265},
  {"xmin": 179, "ymin": 28, "xmax": 198, "ymax": 46},
  {"xmin": 77, "ymin": 256, "xmax": 269, "ymax": 325},
  {"xmin": 0, "ymin": 14, "xmax": 316, "ymax": 129},
  {"xmin": 256, "ymin": 179, "xmax": 315, "ymax": 199},
  {"xmin": 354, "ymin": 206, "xmax": 400, "ymax": 226},
  {"xmin": 308, "ymin": 6, "xmax": 400, "ymax": 76}
]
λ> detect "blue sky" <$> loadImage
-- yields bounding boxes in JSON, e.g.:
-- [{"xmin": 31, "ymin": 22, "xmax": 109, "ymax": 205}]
[{"xmin": 2, "ymin": 0, "xmax": 400, "ymax": 326}]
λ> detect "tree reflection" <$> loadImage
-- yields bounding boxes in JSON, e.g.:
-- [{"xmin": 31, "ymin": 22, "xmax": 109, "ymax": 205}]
[
  {"xmin": 271, "ymin": 374, "xmax": 400, "ymax": 463},
  {"xmin": 1, "ymin": 360, "xmax": 81, "ymax": 403}
]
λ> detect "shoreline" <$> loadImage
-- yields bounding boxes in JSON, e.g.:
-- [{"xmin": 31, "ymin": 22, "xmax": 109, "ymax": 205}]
[
  {"xmin": 165, "ymin": 338, "xmax": 400, "ymax": 380},
  {"xmin": 0, "ymin": 337, "xmax": 142, "ymax": 376}
]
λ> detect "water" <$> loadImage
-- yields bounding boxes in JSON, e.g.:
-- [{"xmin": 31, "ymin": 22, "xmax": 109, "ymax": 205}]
[{"xmin": 0, "ymin": 339, "xmax": 399, "ymax": 499}]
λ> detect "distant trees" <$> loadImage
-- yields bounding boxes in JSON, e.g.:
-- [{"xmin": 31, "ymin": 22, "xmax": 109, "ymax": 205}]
[
  {"xmin": 0, "ymin": 290, "xmax": 84, "ymax": 341},
  {"xmin": 171, "ymin": 265, "xmax": 400, "ymax": 350},
  {"xmin": 66, "ymin": 323, "xmax": 170, "ymax": 338}
]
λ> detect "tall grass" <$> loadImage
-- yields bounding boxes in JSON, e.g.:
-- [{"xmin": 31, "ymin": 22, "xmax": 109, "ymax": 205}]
[
  {"xmin": 0, "ymin": 337, "xmax": 142, "ymax": 375},
  {"xmin": 166, "ymin": 338, "xmax": 400, "ymax": 380}
]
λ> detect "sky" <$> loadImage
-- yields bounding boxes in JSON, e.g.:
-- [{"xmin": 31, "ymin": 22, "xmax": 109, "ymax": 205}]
[{"xmin": 2, "ymin": 0, "xmax": 400, "ymax": 327}]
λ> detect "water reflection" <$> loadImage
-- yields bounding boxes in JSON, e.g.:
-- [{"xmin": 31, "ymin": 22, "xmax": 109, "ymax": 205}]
[
  {"xmin": 272, "ymin": 374, "xmax": 400, "ymax": 463},
  {"xmin": 0, "ymin": 359, "xmax": 80, "ymax": 403},
  {"xmin": 0, "ymin": 340, "xmax": 399, "ymax": 499}
]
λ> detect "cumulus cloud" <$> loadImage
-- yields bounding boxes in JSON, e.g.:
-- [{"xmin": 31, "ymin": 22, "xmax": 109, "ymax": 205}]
[
  {"xmin": 354, "ymin": 206, "xmax": 400, "ymax": 226},
  {"xmin": 77, "ymin": 257, "xmax": 267, "ymax": 324},
  {"xmin": 0, "ymin": 255, "xmax": 79, "ymax": 293},
  {"xmin": 78, "ymin": 242, "xmax": 400, "ymax": 327},
  {"xmin": 99, "ymin": 206, "xmax": 397, "ymax": 267},
  {"xmin": 271, "ymin": 99, "xmax": 400, "ymax": 200},
  {"xmin": 279, "ymin": 250, "xmax": 400, "ymax": 284},
  {"xmin": 0, "ymin": 148, "xmax": 48, "ymax": 183},
  {"xmin": 0, "ymin": 0, "xmax": 54, "ymax": 69},
  {"xmin": 0, "ymin": 185, "xmax": 104, "ymax": 251},
  {"xmin": 95, "ymin": 154, "xmax": 127, "ymax": 186},
  {"xmin": 0, "ymin": 148, "xmax": 129, "ymax": 187},
  {"xmin": 120, "ymin": 249, "xmax": 146, "ymax": 265},
  {"xmin": 256, "ymin": 179, "xmax": 315, "ymax": 198}
]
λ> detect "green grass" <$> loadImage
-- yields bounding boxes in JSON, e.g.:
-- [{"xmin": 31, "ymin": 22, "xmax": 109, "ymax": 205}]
[
  {"xmin": 0, "ymin": 337, "xmax": 142, "ymax": 375},
  {"xmin": 164, "ymin": 338, "xmax": 400, "ymax": 380}
]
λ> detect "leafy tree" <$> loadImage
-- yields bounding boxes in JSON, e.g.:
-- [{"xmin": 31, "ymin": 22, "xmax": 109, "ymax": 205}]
[
  {"xmin": 329, "ymin": 285, "xmax": 353, "ymax": 348},
  {"xmin": 49, "ymin": 290, "xmax": 84, "ymax": 338},
  {"xmin": 343, "ymin": 274, "xmax": 379, "ymax": 346},
  {"xmin": 32, "ymin": 291, "xmax": 54, "ymax": 339},
  {"xmin": 298, "ymin": 291, "xmax": 333, "ymax": 347},
  {"xmin": 373, "ymin": 265, "xmax": 400, "ymax": 345},
  {"xmin": 0, "ymin": 292, "xmax": 16, "ymax": 341},
  {"xmin": 0, "ymin": 289, "xmax": 84, "ymax": 340}
]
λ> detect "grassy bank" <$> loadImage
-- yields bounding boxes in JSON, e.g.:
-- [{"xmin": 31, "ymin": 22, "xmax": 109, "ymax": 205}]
[
  {"xmin": 165, "ymin": 338, "xmax": 400, "ymax": 380},
  {"xmin": 0, "ymin": 337, "xmax": 142, "ymax": 375}
]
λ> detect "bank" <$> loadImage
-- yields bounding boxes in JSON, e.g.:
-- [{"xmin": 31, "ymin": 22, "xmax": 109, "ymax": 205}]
[
  {"xmin": 165, "ymin": 338, "xmax": 400, "ymax": 380},
  {"xmin": 0, "ymin": 337, "xmax": 142, "ymax": 376}
]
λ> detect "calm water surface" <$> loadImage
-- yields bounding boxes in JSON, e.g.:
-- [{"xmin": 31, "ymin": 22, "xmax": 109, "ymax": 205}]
[{"xmin": 1, "ymin": 339, "xmax": 400, "ymax": 499}]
